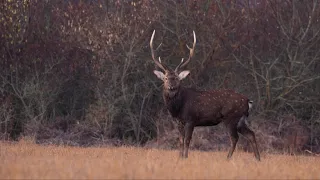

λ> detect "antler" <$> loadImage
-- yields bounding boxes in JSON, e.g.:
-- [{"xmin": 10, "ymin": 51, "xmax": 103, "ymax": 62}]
[
  {"xmin": 175, "ymin": 31, "xmax": 196, "ymax": 72},
  {"xmin": 150, "ymin": 30, "xmax": 167, "ymax": 72}
]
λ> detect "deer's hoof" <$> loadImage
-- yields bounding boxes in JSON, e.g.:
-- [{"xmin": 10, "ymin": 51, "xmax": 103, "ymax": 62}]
[
  {"xmin": 179, "ymin": 153, "xmax": 188, "ymax": 159},
  {"xmin": 255, "ymin": 156, "xmax": 261, "ymax": 161},
  {"xmin": 226, "ymin": 154, "xmax": 232, "ymax": 161}
]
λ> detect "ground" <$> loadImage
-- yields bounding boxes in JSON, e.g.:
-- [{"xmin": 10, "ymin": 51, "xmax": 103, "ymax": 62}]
[{"xmin": 0, "ymin": 140, "xmax": 319, "ymax": 179}]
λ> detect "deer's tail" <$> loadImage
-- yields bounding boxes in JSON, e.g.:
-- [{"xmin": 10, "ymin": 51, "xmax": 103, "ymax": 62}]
[
  {"xmin": 248, "ymin": 100, "xmax": 253, "ymax": 111},
  {"xmin": 239, "ymin": 100, "xmax": 254, "ymax": 128}
]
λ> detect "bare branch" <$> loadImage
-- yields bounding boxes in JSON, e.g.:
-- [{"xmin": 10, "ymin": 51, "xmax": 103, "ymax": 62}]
[{"xmin": 299, "ymin": 0, "xmax": 318, "ymax": 43}]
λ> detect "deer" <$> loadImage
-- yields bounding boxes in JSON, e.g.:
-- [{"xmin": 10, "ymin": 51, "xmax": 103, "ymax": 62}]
[{"xmin": 150, "ymin": 30, "xmax": 261, "ymax": 161}]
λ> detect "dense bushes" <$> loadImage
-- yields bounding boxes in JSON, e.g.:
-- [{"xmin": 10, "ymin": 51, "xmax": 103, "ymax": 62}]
[{"xmin": 1, "ymin": 0, "xmax": 319, "ymax": 153}]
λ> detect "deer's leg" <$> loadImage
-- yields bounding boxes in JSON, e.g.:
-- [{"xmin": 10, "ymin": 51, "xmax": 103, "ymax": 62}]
[
  {"xmin": 183, "ymin": 122, "xmax": 194, "ymax": 158},
  {"xmin": 237, "ymin": 122, "xmax": 261, "ymax": 161},
  {"xmin": 226, "ymin": 124, "xmax": 239, "ymax": 160},
  {"xmin": 177, "ymin": 122, "xmax": 185, "ymax": 158}
]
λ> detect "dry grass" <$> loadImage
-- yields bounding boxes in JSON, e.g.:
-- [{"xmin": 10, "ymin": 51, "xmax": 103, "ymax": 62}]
[{"xmin": 0, "ymin": 139, "xmax": 319, "ymax": 179}]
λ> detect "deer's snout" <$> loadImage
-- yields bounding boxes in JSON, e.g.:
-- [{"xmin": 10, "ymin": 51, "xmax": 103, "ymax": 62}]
[
  {"xmin": 166, "ymin": 81, "xmax": 179, "ymax": 91},
  {"xmin": 168, "ymin": 86, "xmax": 177, "ymax": 90}
]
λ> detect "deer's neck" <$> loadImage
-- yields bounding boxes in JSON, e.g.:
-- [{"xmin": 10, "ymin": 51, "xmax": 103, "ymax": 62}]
[{"xmin": 163, "ymin": 87, "xmax": 184, "ymax": 118}]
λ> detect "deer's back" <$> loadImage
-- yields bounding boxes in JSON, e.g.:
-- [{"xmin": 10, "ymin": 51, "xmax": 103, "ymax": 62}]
[{"xmin": 182, "ymin": 88, "xmax": 250, "ymax": 125}]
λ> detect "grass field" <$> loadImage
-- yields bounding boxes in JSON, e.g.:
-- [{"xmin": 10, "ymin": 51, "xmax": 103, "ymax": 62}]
[{"xmin": 0, "ymin": 140, "xmax": 319, "ymax": 179}]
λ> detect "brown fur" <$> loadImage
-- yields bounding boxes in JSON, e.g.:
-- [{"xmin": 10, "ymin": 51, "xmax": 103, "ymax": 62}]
[{"xmin": 161, "ymin": 73, "xmax": 260, "ymax": 161}]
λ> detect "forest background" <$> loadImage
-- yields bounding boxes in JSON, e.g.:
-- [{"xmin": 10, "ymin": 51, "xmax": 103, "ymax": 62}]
[{"xmin": 1, "ymin": 0, "xmax": 319, "ymax": 154}]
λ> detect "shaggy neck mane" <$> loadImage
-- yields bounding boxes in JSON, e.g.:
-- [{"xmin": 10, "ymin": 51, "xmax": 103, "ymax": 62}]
[{"xmin": 163, "ymin": 87, "xmax": 184, "ymax": 118}]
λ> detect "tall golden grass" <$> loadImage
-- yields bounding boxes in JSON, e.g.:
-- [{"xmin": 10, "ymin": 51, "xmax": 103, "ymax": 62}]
[{"xmin": 0, "ymin": 139, "xmax": 319, "ymax": 179}]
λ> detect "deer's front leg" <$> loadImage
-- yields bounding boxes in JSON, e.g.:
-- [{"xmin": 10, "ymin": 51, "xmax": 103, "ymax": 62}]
[
  {"xmin": 183, "ymin": 122, "xmax": 195, "ymax": 158},
  {"xmin": 177, "ymin": 122, "xmax": 185, "ymax": 158}
]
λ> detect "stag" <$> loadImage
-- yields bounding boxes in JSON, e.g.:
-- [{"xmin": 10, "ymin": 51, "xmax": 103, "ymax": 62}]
[{"xmin": 150, "ymin": 30, "xmax": 261, "ymax": 161}]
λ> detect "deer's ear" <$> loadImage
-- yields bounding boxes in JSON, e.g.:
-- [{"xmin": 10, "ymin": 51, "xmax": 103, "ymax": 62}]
[
  {"xmin": 178, "ymin": 70, "xmax": 190, "ymax": 80},
  {"xmin": 153, "ymin": 70, "xmax": 165, "ymax": 80}
]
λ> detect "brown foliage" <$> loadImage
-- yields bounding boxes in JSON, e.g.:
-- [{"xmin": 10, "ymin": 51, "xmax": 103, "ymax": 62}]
[{"xmin": 280, "ymin": 115, "xmax": 310, "ymax": 155}]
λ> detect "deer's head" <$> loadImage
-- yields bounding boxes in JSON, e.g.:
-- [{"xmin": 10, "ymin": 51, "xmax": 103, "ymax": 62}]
[{"xmin": 150, "ymin": 30, "xmax": 196, "ymax": 97}]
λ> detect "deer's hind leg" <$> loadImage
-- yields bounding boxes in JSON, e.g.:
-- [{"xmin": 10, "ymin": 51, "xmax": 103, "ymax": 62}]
[
  {"xmin": 225, "ymin": 120, "xmax": 239, "ymax": 160},
  {"xmin": 237, "ymin": 116, "xmax": 261, "ymax": 161}
]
